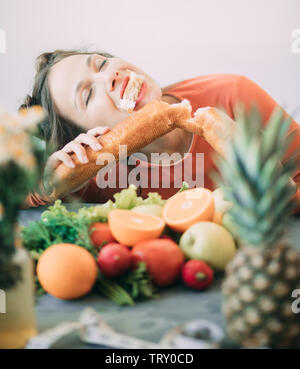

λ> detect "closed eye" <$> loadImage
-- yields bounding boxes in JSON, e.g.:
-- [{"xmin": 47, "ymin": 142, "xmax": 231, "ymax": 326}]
[
  {"xmin": 97, "ymin": 58, "xmax": 107, "ymax": 71},
  {"xmin": 86, "ymin": 88, "xmax": 93, "ymax": 106},
  {"xmin": 86, "ymin": 58, "xmax": 107, "ymax": 106}
]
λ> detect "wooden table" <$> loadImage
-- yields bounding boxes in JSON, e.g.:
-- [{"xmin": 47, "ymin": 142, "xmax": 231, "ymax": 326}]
[{"xmin": 19, "ymin": 205, "xmax": 300, "ymax": 349}]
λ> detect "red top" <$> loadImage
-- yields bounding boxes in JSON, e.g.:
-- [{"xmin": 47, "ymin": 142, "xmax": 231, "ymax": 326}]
[{"xmin": 25, "ymin": 74, "xmax": 300, "ymax": 209}]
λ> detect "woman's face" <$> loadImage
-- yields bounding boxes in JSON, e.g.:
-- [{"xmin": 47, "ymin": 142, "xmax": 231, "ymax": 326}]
[{"xmin": 48, "ymin": 54, "xmax": 162, "ymax": 130}]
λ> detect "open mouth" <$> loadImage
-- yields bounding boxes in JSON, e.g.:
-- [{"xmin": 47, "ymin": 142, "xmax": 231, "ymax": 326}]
[
  {"xmin": 120, "ymin": 76, "xmax": 130, "ymax": 99},
  {"xmin": 118, "ymin": 71, "xmax": 146, "ymax": 113}
]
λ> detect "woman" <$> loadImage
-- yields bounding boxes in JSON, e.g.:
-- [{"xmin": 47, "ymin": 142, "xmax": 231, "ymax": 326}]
[{"xmin": 21, "ymin": 49, "xmax": 300, "ymax": 207}]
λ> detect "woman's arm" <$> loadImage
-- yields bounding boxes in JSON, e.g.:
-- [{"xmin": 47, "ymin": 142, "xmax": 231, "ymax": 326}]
[
  {"xmin": 235, "ymin": 76, "xmax": 300, "ymax": 210},
  {"xmin": 22, "ymin": 127, "xmax": 110, "ymax": 208},
  {"xmin": 22, "ymin": 187, "xmax": 54, "ymax": 209},
  {"xmin": 22, "ymin": 179, "xmax": 91, "ymax": 208},
  {"xmin": 234, "ymin": 76, "xmax": 300, "ymax": 178}
]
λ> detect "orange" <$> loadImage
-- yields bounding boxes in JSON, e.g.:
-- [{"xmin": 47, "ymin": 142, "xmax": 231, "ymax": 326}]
[
  {"xmin": 108, "ymin": 209, "xmax": 165, "ymax": 246},
  {"xmin": 212, "ymin": 211, "xmax": 223, "ymax": 225},
  {"xmin": 37, "ymin": 243, "xmax": 97, "ymax": 300},
  {"xmin": 162, "ymin": 188, "xmax": 215, "ymax": 232}
]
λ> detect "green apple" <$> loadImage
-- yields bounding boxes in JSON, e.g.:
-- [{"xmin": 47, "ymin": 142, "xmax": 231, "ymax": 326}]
[
  {"xmin": 131, "ymin": 204, "xmax": 163, "ymax": 218},
  {"xmin": 179, "ymin": 222, "xmax": 236, "ymax": 271}
]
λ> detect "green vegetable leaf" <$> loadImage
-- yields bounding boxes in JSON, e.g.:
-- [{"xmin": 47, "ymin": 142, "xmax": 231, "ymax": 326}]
[
  {"xmin": 21, "ymin": 200, "xmax": 95, "ymax": 256},
  {"xmin": 177, "ymin": 181, "xmax": 189, "ymax": 193},
  {"xmin": 95, "ymin": 275, "xmax": 135, "ymax": 306},
  {"xmin": 117, "ymin": 262, "xmax": 158, "ymax": 301},
  {"xmin": 113, "ymin": 184, "xmax": 144, "ymax": 209},
  {"xmin": 142, "ymin": 192, "xmax": 166, "ymax": 207}
]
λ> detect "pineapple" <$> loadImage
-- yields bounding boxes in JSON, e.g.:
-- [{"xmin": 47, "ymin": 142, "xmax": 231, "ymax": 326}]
[{"xmin": 215, "ymin": 106, "xmax": 300, "ymax": 348}]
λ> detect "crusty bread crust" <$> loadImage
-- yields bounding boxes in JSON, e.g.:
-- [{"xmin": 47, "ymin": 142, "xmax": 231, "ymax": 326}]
[
  {"xmin": 176, "ymin": 106, "xmax": 237, "ymax": 157},
  {"xmin": 48, "ymin": 100, "xmax": 237, "ymax": 200}
]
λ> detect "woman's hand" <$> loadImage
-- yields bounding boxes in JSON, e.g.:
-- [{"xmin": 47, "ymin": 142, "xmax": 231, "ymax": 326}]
[
  {"xmin": 180, "ymin": 106, "xmax": 237, "ymax": 157},
  {"xmin": 43, "ymin": 126, "xmax": 110, "ymax": 193},
  {"xmin": 47, "ymin": 126, "xmax": 110, "ymax": 169}
]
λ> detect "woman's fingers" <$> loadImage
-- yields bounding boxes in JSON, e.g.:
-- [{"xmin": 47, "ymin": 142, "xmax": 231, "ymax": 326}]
[
  {"xmin": 74, "ymin": 133, "xmax": 103, "ymax": 151},
  {"xmin": 47, "ymin": 128, "xmax": 110, "ymax": 171},
  {"xmin": 47, "ymin": 151, "xmax": 76, "ymax": 170},
  {"xmin": 87, "ymin": 126, "xmax": 110, "ymax": 137},
  {"xmin": 62, "ymin": 141, "xmax": 89, "ymax": 164}
]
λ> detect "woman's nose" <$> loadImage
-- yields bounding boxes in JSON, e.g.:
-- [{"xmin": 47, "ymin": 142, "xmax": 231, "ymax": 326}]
[
  {"xmin": 110, "ymin": 71, "xmax": 120, "ymax": 92},
  {"xmin": 98, "ymin": 70, "xmax": 121, "ymax": 93}
]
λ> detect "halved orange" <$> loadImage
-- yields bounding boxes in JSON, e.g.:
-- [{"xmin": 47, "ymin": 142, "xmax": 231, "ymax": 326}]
[
  {"xmin": 162, "ymin": 188, "xmax": 215, "ymax": 232},
  {"xmin": 108, "ymin": 209, "xmax": 165, "ymax": 246},
  {"xmin": 212, "ymin": 211, "xmax": 223, "ymax": 225}
]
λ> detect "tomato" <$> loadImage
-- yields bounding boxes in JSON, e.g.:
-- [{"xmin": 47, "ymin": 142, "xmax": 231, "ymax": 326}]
[
  {"xmin": 89, "ymin": 222, "xmax": 116, "ymax": 248},
  {"xmin": 131, "ymin": 239, "xmax": 184, "ymax": 287},
  {"xmin": 97, "ymin": 243, "xmax": 132, "ymax": 278}
]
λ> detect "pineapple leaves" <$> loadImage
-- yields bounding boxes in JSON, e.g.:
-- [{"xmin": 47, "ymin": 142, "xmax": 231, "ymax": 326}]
[{"xmin": 212, "ymin": 104, "xmax": 299, "ymax": 249}]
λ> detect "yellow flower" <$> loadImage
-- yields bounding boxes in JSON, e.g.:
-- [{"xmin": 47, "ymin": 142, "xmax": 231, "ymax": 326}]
[
  {"xmin": 0, "ymin": 106, "xmax": 43, "ymax": 168},
  {"xmin": 15, "ymin": 105, "xmax": 45, "ymax": 131}
]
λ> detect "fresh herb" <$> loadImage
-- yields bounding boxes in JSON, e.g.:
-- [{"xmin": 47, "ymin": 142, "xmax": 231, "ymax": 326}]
[
  {"xmin": 95, "ymin": 275, "xmax": 135, "ymax": 306},
  {"xmin": 117, "ymin": 262, "xmax": 158, "ymax": 301},
  {"xmin": 178, "ymin": 181, "xmax": 189, "ymax": 193},
  {"xmin": 95, "ymin": 262, "xmax": 157, "ymax": 306},
  {"xmin": 21, "ymin": 200, "xmax": 95, "ymax": 257}
]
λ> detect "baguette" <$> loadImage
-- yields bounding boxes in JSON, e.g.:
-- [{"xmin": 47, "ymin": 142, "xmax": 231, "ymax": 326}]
[
  {"xmin": 48, "ymin": 100, "xmax": 193, "ymax": 199},
  {"xmin": 176, "ymin": 106, "xmax": 237, "ymax": 157},
  {"xmin": 48, "ymin": 100, "xmax": 237, "ymax": 200}
]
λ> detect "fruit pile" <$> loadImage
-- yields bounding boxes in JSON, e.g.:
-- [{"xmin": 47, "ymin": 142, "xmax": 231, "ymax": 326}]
[{"xmin": 22, "ymin": 184, "xmax": 237, "ymax": 304}]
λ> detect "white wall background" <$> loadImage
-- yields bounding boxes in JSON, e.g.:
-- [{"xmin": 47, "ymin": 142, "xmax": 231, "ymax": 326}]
[{"xmin": 1, "ymin": 0, "xmax": 300, "ymax": 121}]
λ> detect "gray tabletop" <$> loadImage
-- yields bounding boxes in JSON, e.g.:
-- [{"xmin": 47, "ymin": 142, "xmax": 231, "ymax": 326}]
[{"xmin": 19, "ymin": 204, "xmax": 300, "ymax": 349}]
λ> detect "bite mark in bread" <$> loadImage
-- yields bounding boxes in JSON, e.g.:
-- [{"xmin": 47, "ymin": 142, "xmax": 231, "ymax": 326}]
[{"xmin": 118, "ymin": 71, "xmax": 145, "ymax": 113}]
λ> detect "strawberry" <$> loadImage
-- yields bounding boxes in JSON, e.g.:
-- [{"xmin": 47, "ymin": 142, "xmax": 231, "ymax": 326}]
[{"xmin": 182, "ymin": 260, "xmax": 214, "ymax": 290}]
